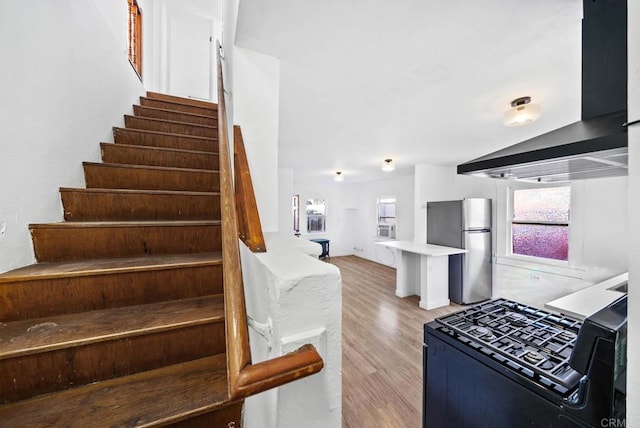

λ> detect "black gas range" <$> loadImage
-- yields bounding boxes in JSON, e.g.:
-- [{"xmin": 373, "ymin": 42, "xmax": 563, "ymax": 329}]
[{"xmin": 423, "ymin": 297, "xmax": 627, "ymax": 427}]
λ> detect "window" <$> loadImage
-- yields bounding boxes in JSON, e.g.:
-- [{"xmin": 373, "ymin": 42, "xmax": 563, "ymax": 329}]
[
  {"xmin": 377, "ymin": 198, "xmax": 397, "ymax": 239},
  {"xmin": 511, "ymin": 186, "xmax": 570, "ymax": 261},
  {"xmin": 377, "ymin": 198, "xmax": 397, "ymax": 225},
  {"xmin": 128, "ymin": 0, "xmax": 142, "ymax": 79},
  {"xmin": 306, "ymin": 199, "xmax": 326, "ymax": 233}
]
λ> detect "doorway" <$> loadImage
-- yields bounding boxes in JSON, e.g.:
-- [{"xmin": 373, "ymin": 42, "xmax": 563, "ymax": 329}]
[{"xmin": 165, "ymin": 7, "xmax": 214, "ymax": 101}]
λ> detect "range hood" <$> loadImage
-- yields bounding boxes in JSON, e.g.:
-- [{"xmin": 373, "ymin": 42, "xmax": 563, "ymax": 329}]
[{"xmin": 457, "ymin": 0, "xmax": 628, "ymax": 183}]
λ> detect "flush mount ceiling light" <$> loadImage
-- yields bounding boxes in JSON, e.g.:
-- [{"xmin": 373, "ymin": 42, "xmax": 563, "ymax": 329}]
[
  {"xmin": 503, "ymin": 96, "xmax": 542, "ymax": 127},
  {"xmin": 381, "ymin": 159, "xmax": 395, "ymax": 172},
  {"xmin": 334, "ymin": 171, "xmax": 344, "ymax": 182}
]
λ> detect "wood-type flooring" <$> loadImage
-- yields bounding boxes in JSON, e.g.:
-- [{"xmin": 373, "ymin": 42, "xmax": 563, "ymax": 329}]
[{"xmin": 330, "ymin": 256, "xmax": 462, "ymax": 428}]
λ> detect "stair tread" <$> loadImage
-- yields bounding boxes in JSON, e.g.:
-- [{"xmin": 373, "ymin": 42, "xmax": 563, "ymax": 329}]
[
  {"xmin": 146, "ymin": 91, "xmax": 218, "ymax": 109},
  {"xmin": 113, "ymin": 127, "xmax": 217, "ymax": 142},
  {"xmin": 0, "ymin": 353, "xmax": 229, "ymax": 427},
  {"xmin": 0, "ymin": 252, "xmax": 223, "ymax": 282},
  {"xmin": 124, "ymin": 115, "xmax": 218, "ymax": 130},
  {"xmin": 83, "ymin": 161, "xmax": 219, "ymax": 174},
  {"xmin": 60, "ymin": 187, "xmax": 220, "ymax": 196},
  {"xmin": 101, "ymin": 142, "xmax": 219, "ymax": 156},
  {"xmin": 0, "ymin": 295, "xmax": 224, "ymax": 360},
  {"xmin": 134, "ymin": 105, "xmax": 218, "ymax": 121},
  {"xmin": 140, "ymin": 97, "xmax": 218, "ymax": 115},
  {"xmin": 30, "ymin": 220, "xmax": 222, "ymax": 228}
]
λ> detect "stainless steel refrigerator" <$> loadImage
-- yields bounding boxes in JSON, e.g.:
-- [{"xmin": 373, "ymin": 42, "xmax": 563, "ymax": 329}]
[{"xmin": 426, "ymin": 198, "xmax": 492, "ymax": 304}]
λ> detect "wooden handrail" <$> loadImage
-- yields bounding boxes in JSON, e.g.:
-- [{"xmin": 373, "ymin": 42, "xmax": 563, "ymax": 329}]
[
  {"xmin": 216, "ymin": 42, "xmax": 323, "ymax": 400},
  {"xmin": 232, "ymin": 344, "xmax": 325, "ymax": 399},
  {"xmin": 234, "ymin": 126, "xmax": 266, "ymax": 252},
  {"xmin": 217, "ymin": 42, "xmax": 251, "ymax": 395}
]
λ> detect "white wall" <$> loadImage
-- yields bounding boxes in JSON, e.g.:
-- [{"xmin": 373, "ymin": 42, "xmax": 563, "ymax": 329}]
[
  {"xmin": 221, "ymin": 0, "xmax": 239, "ymax": 146},
  {"xmin": 291, "ymin": 179, "xmax": 356, "ymax": 257},
  {"xmin": 287, "ymin": 172, "xmax": 414, "ymax": 265},
  {"xmin": 278, "ymin": 168, "xmax": 295, "ymax": 234},
  {"xmin": 414, "ymin": 162, "xmax": 497, "ymax": 244},
  {"xmin": 0, "ymin": 0, "xmax": 145, "ymax": 273},
  {"xmin": 413, "ymin": 164, "xmax": 458, "ymax": 244},
  {"xmin": 346, "ymin": 173, "xmax": 415, "ymax": 267},
  {"xmin": 489, "ymin": 177, "xmax": 628, "ymax": 273},
  {"xmin": 627, "ymin": 0, "xmax": 639, "ymax": 424},
  {"xmin": 143, "ymin": 0, "xmax": 222, "ymax": 101},
  {"xmin": 491, "ymin": 176, "xmax": 628, "ymax": 307},
  {"xmin": 233, "ymin": 47, "xmax": 280, "ymax": 232},
  {"xmin": 220, "ymin": 0, "xmax": 280, "ymax": 234},
  {"xmin": 222, "ymin": 0, "xmax": 239, "ymax": 90},
  {"xmin": 94, "ymin": 0, "xmax": 131, "ymax": 50}
]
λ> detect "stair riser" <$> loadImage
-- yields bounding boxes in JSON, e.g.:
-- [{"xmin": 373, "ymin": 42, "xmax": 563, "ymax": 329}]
[
  {"xmin": 113, "ymin": 128, "xmax": 217, "ymax": 153},
  {"xmin": 146, "ymin": 92, "xmax": 218, "ymax": 110},
  {"xmin": 0, "ymin": 323, "xmax": 225, "ymax": 404},
  {"xmin": 140, "ymin": 97, "xmax": 218, "ymax": 117},
  {"xmin": 101, "ymin": 143, "xmax": 219, "ymax": 170},
  {"xmin": 61, "ymin": 190, "xmax": 221, "ymax": 222},
  {"xmin": 0, "ymin": 265, "xmax": 223, "ymax": 322},
  {"xmin": 166, "ymin": 402, "xmax": 243, "ymax": 428},
  {"xmin": 125, "ymin": 116, "xmax": 216, "ymax": 139},
  {"xmin": 84, "ymin": 164, "xmax": 220, "ymax": 192},
  {"xmin": 31, "ymin": 225, "xmax": 222, "ymax": 262},
  {"xmin": 133, "ymin": 105, "xmax": 217, "ymax": 127}
]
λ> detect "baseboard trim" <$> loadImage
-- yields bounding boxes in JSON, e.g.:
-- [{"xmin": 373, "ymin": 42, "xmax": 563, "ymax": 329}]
[{"xmin": 419, "ymin": 298, "xmax": 450, "ymax": 311}]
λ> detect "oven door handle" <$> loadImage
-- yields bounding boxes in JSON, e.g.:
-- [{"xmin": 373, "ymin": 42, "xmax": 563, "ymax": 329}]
[{"xmin": 562, "ymin": 375, "xmax": 589, "ymax": 407}]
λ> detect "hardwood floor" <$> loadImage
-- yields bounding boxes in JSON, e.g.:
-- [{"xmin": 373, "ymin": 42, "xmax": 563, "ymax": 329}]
[{"xmin": 329, "ymin": 256, "xmax": 462, "ymax": 428}]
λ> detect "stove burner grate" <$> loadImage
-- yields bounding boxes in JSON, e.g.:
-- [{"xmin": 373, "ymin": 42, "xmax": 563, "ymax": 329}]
[
  {"xmin": 467, "ymin": 326, "xmax": 497, "ymax": 341},
  {"xmin": 435, "ymin": 298, "xmax": 582, "ymax": 390},
  {"xmin": 522, "ymin": 350, "xmax": 545, "ymax": 365}
]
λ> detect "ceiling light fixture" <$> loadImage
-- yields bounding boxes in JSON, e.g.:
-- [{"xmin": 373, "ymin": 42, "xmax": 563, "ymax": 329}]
[
  {"xmin": 381, "ymin": 159, "xmax": 395, "ymax": 172},
  {"xmin": 503, "ymin": 96, "xmax": 541, "ymax": 127},
  {"xmin": 334, "ymin": 171, "xmax": 344, "ymax": 182}
]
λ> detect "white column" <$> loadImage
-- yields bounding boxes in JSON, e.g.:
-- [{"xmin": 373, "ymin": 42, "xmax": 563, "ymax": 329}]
[
  {"xmin": 240, "ymin": 237, "xmax": 342, "ymax": 428},
  {"xmin": 395, "ymin": 250, "xmax": 420, "ymax": 298},
  {"xmin": 419, "ymin": 255, "xmax": 451, "ymax": 310}
]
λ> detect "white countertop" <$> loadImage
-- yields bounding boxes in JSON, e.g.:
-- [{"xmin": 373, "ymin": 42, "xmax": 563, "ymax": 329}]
[
  {"xmin": 376, "ymin": 240, "xmax": 468, "ymax": 257},
  {"xmin": 545, "ymin": 272, "xmax": 628, "ymax": 319}
]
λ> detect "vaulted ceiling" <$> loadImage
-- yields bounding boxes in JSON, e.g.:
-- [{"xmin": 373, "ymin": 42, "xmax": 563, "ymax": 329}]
[{"xmin": 235, "ymin": 0, "xmax": 583, "ymax": 183}]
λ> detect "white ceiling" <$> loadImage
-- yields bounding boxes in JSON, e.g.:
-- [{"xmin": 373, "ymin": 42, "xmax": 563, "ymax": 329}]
[{"xmin": 234, "ymin": 0, "xmax": 584, "ymax": 183}]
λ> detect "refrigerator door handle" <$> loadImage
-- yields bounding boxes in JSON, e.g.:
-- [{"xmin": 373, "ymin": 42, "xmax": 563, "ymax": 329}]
[{"xmin": 464, "ymin": 229, "xmax": 490, "ymax": 233}]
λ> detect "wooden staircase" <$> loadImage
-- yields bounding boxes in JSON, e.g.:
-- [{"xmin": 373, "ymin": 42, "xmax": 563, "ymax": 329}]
[{"xmin": 0, "ymin": 89, "xmax": 322, "ymax": 426}]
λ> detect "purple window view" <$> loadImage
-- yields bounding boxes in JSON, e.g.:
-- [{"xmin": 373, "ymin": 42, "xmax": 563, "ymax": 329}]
[{"xmin": 512, "ymin": 187, "xmax": 570, "ymax": 261}]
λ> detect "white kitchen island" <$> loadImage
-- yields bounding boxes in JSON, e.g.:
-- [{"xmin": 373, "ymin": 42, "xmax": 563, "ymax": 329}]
[{"xmin": 376, "ymin": 240, "xmax": 468, "ymax": 310}]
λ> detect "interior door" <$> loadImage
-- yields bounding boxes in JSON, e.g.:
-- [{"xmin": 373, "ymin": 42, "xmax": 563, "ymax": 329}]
[{"xmin": 166, "ymin": 8, "xmax": 212, "ymax": 101}]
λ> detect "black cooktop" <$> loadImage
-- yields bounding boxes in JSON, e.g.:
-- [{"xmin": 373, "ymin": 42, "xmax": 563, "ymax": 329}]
[{"xmin": 434, "ymin": 298, "xmax": 584, "ymax": 393}]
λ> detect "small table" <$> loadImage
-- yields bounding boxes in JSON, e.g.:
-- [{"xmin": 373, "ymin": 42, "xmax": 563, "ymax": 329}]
[
  {"xmin": 376, "ymin": 241, "xmax": 467, "ymax": 310},
  {"xmin": 310, "ymin": 239, "xmax": 330, "ymax": 259}
]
